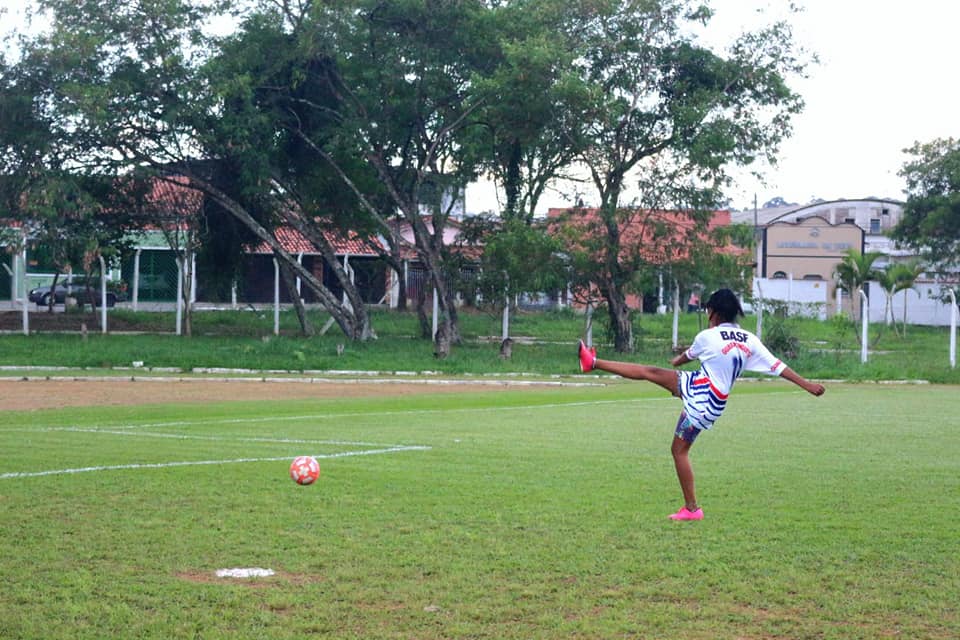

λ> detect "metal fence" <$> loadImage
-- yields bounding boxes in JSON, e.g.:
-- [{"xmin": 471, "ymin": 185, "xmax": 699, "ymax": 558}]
[{"xmin": 121, "ymin": 250, "xmax": 179, "ymax": 302}]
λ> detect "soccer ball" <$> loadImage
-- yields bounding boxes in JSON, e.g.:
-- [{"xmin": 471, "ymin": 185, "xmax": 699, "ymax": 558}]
[{"xmin": 289, "ymin": 455, "xmax": 320, "ymax": 485}]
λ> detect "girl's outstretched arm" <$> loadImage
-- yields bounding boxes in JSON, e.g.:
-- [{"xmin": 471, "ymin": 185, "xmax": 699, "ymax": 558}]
[{"xmin": 780, "ymin": 367, "xmax": 825, "ymax": 396}]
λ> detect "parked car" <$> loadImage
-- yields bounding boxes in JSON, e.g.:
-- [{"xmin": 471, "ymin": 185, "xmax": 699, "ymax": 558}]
[{"xmin": 29, "ymin": 277, "xmax": 127, "ymax": 308}]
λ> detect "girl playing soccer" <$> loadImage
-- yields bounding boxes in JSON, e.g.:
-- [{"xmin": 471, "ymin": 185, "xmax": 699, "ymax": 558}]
[{"xmin": 578, "ymin": 288, "xmax": 825, "ymax": 520}]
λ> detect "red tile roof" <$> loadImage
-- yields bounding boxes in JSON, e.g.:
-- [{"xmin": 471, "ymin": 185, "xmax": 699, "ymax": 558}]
[
  {"xmin": 251, "ymin": 226, "xmax": 383, "ymax": 257},
  {"xmin": 147, "ymin": 175, "xmax": 204, "ymax": 215},
  {"xmin": 546, "ymin": 206, "xmax": 739, "ymax": 264},
  {"xmin": 5, "ymin": 175, "xmax": 385, "ymax": 258},
  {"xmin": 149, "ymin": 177, "xmax": 384, "ymax": 257}
]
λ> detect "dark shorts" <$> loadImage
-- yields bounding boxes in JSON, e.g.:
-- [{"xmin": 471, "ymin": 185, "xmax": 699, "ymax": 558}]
[{"xmin": 674, "ymin": 412, "xmax": 702, "ymax": 443}]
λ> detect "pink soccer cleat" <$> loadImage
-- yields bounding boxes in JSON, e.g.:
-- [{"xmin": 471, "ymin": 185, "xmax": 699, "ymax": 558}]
[
  {"xmin": 578, "ymin": 340, "xmax": 597, "ymax": 373},
  {"xmin": 668, "ymin": 506, "xmax": 704, "ymax": 521}
]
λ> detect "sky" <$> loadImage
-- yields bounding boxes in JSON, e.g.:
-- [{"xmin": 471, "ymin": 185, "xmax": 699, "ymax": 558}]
[
  {"xmin": 3, "ymin": 0, "xmax": 958, "ymax": 213},
  {"xmin": 468, "ymin": 0, "xmax": 960, "ymax": 213},
  {"xmin": 708, "ymin": 0, "xmax": 960, "ymax": 209}
]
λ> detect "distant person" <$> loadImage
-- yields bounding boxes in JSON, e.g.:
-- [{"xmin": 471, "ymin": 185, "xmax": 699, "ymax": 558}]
[
  {"xmin": 686, "ymin": 292, "xmax": 700, "ymax": 313},
  {"xmin": 578, "ymin": 288, "xmax": 825, "ymax": 521}
]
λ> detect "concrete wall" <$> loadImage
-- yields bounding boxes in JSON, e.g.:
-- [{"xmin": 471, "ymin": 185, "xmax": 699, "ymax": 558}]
[
  {"xmin": 752, "ymin": 277, "xmax": 830, "ymax": 320},
  {"xmin": 867, "ymin": 281, "xmax": 959, "ymax": 327}
]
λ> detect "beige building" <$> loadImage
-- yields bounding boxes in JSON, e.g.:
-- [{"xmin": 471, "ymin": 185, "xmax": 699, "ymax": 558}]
[
  {"xmin": 734, "ymin": 198, "xmax": 956, "ymax": 325},
  {"xmin": 732, "ymin": 198, "xmax": 903, "ymax": 235},
  {"xmin": 759, "ymin": 216, "xmax": 864, "ymax": 316},
  {"xmin": 762, "ymin": 216, "xmax": 864, "ymax": 282},
  {"xmin": 731, "ymin": 199, "xmax": 898, "ymax": 317}
]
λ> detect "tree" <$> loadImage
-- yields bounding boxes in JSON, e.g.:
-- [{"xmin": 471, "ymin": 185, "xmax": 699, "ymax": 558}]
[
  {"xmin": 888, "ymin": 260, "xmax": 925, "ymax": 336},
  {"xmin": 869, "ymin": 260, "xmax": 923, "ymax": 345},
  {"xmin": 458, "ymin": 215, "xmax": 566, "ymax": 354},
  {"xmin": 763, "ymin": 196, "xmax": 796, "ymax": 208},
  {"xmin": 208, "ymin": 13, "xmax": 381, "ymax": 337},
  {"xmin": 876, "ymin": 267, "xmax": 899, "ymax": 329},
  {"xmin": 0, "ymin": 50, "xmax": 139, "ymax": 321},
  {"xmin": 1, "ymin": 44, "xmax": 137, "ymax": 321},
  {"xmin": 274, "ymin": 0, "xmax": 506, "ymax": 358},
  {"xmin": 134, "ymin": 175, "xmax": 205, "ymax": 336},
  {"xmin": 16, "ymin": 0, "xmax": 375, "ymax": 340},
  {"xmin": 465, "ymin": 0, "xmax": 592, "ymax": 222},
  {"xmin": 893, "ymin": 138, "xmax": 960, "ymax": 277},
  {"xmin": 554, "ymin": 0, "xmax": 808, "ymax": 352},
  {"xmin": 669, "ymin": 222, "xmax": 754, "ymax": 308},
  {"xmin": 834, "ymin": 248, "xmax": 883, "ymax": 337}
]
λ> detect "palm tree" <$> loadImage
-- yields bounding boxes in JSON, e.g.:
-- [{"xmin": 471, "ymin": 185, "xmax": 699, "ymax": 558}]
[
  {"xmin": 877, "ymin": 267, "xmax": 899, "ymax": 328},
  {"xmin": 834, "ymin": 249, "xmax": 884, "ymax": 328},
  {"xmin": 890, "ymin": 260, "xmax": 925, "ymax": 337}
]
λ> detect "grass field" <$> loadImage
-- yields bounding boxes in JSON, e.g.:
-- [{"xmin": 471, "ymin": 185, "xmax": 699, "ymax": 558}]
[
  {"xmin": 2, "ymin": 307, "xmax": 959, "ymax": 383},
  {"xmin": 1, "ymin": 380, "xmax": 958, "ymax": 639}
]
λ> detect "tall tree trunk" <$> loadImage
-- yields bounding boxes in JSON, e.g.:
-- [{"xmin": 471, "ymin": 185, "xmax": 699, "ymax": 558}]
[
  {"xmin": 902, "ymin": 293, "xmax": 909, "ymax": 337},
  {"xmin": 279, "ymin": 260, "xmax": 315, "ymax": 337},
  {"xmin": 504, "ymin": 138, "xmax": 522, "ymax": 220},
  {"xmin": 406, "ymin": 217, "xmax": 462, "ymax": 352},
  {"xmin": 598, "ymin": 190, "xmax": 633, "ymax": 353},
  {"xmin": 182, "ymin": 255, "xmax": 193, "ymax": 337},
  {"xmin": 277, "ymin": 209, "xmax": 374, "ymax": 341},
  {"xmin": 185, "ymin": 174, "xmax": 374, "ymax": 341},
  {"xmin": 416, "ymin": 283, "xmax": 432, "ymax": 339},
  {"xmin": 45, "ymin": 273, "xmax": 63, "ymax": 313},
  {"xmin": 433, "ymin": 318, "xmax": 451, "ymax": 359},
  {"xmin": 431, "ymin": 270, "xmax": 461, "ymax": 356},
  {"xmin": 393, "ymin": 261, "xmax": 408, "ymax": 311},
  {"xmin": 606, "ymin": 284, "xmax": 634, "ymax": 353}
]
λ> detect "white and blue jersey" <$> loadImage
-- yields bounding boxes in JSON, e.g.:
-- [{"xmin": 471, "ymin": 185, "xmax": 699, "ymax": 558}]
[{"xmin": 678, "ymin": 323, "xmax": 786, "ymax": 430}]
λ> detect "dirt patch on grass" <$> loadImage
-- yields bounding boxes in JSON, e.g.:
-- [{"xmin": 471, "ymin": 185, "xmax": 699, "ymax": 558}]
[
  {"xmin": 0, "ymin": 310, "xmax": 159, "ymax": 333},
  {"xmin": 176, "ymin": 569, "xmax": 320, "ymax": 587},
  {"xmin": 0, "ymin": 377, "xmax": 510, "ymax": 412}
]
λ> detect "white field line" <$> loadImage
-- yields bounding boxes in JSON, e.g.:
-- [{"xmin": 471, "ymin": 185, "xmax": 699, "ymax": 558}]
[
  {"xmin": 69, "ymin": 396, "xmax": 682, "ymax": 432},
  {"xmin": 0, "ymin": 445, "xmax": 431, "ymax": 480},
  {"xmin": 19, "ymin": 427, "xmax": 403, "ymax": 448},
  {"xmin": 0, "ymin": 392, "xmax": 804, "ymax": 434}
]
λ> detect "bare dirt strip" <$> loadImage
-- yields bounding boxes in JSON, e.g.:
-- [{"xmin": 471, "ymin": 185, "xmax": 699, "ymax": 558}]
[{"xmin": 0, "ymin": 376, "xmax": 587, "ymax": 412}]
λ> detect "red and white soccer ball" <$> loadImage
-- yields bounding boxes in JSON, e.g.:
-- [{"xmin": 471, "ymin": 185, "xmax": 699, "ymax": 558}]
[{"xmin": 289, "ymin": 455, "xmax": 320, "ymax": 486}]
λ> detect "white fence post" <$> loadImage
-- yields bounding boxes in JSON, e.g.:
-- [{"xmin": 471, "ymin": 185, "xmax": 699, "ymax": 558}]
[
  {"xmin": 175, "ymin": 257, "xmax": 183, "ymax": 336},
  {"xmin": 585, "ymin": 303, "xmax": 593, "ymax": 348},
  {"xmin": 132, "ymin": 248, "xmax": 141, "ymax": 311},
  {"xmin": 859, "ymin": 288, "xmax": 869, "ymax": 364},
  {"xmin": 671, "ymin": 284, "xmax": 680, "ymax": 350},
  {"xmin": 502, "ymin": 295, "xmax": 509, "ymax": 341},
  {"xmin": 19, "ymin": 244, "xmax": 28, "ymax": 336},
  {"xmin": 949, "ymin": 288, "xmax": 957, "ymax": 369},
  {"xmin": 273, "ymin": 258, "xmax": 280, "ymax": 336},
  {"xmin": 657, "ymin": 271, "xmax": 665, "ymax": 314},
  {"xmin": 431, "ymin": 288, "xmax": 438, "ymax": 340},
  {"xmin": 99, "ymin": 256, "xmax": 107, "ymax": 334},
  {"xmin": 755, "ymin": 279, "xmax": 764, "ymax": 339},
  {"xmin": 787, "ymin": 273, "xmax": 793, "ymax": 315}
]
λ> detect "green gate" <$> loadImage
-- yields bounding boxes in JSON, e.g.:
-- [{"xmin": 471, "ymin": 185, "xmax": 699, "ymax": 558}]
[
  {"xmin": 0, "ymin": 253, "xmax": 10, "ymax": 299},
  {"xmin": 122, "ymin": 250, "xmax": 178, "ymax": 302}
]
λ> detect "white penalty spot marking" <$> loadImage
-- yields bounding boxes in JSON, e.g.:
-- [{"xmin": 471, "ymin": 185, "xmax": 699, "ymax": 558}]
[{"xmin": 216, "ymin": 568, "xmax": 275, "ymax": 579}]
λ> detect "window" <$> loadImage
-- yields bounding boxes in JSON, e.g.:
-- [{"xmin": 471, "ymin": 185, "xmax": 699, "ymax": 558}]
[
  {"xmin": 772, "ymin": 271, "xmax": 787, "ymax": 279},
  {"xmin": 844, "ymin": 218, "xmax": 856, "ymax": 225},
  {"xmin": 870, "ymin": 218, "xmax": 881, "ymax": 234},
  {"xmin": 802, "ymin": 274, "xmax": 823, "ymax": 280}
]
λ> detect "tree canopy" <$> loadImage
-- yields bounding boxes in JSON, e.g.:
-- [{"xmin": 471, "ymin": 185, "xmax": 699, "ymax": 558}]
[
  {"xmin": 548, "ymin": 0, "xmax": 809, "ymax": 351},
  {"xmin": 893, "ymin": 137, "xmax": 960, "ymax": 275},
  {"xmin": 2, "ymin": 0, "xmax": 810, "ymax": 353}
]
